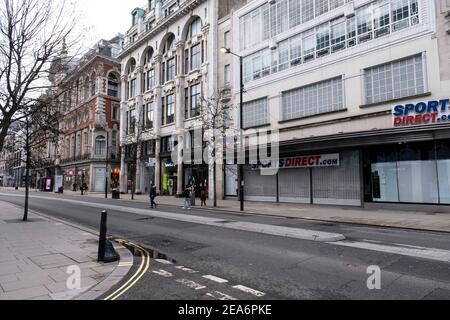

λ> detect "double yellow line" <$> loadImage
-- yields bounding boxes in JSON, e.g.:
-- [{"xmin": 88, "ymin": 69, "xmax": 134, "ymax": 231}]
[{"xmin": 104, "ymin": 243, "xmax": 150, "ymax": 301}]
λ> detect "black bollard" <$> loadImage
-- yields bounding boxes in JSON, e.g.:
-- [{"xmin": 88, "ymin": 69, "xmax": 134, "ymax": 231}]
[{"xmin": 97, "ymin": 210, "xmax": 107, "ymax": 262}]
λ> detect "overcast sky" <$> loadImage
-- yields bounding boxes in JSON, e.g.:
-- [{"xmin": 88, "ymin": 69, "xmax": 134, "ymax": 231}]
[{"xmin": 76, "ymin": 0, "xmax": 145, "ymax": 48}]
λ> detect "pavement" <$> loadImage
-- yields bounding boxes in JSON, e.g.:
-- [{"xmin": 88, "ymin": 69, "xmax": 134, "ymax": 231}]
[
  {"xmin": 52, "ymin": 189, "xmax": 450, "ymax": 233},
  {"xmin": 0, "ymin": 201, "xmax": 132, "ymax": 300}
]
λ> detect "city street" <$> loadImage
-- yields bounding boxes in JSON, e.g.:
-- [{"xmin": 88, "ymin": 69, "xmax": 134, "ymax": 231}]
[{"xmin": 1, "ymin": 190, "xmax": 449, "ymax": 300}]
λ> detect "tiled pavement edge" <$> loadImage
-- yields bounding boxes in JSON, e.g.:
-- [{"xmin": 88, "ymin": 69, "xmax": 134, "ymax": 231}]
[{"xmin": 0, "ymin": 201, "xmax": 133, "ymax": 300}]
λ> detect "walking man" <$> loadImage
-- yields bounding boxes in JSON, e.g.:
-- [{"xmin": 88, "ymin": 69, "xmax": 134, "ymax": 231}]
[
  {"xmin": 150, "ymin": 184, "xmax": 158, "ymax": 209},
  {"xmin": 183, "ymin": 185, "xmax": 191, "ymax": 210}
]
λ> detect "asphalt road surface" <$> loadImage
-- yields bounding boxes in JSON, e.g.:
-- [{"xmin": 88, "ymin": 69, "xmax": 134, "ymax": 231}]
[{"xmin": 1, "ymin": 190, "xmax": 449, "ymax": 300}]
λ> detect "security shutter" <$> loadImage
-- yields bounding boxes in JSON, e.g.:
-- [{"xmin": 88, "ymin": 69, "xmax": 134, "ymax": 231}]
[
  {"xmin": 312, "ymin": 150, "xmax": 361, "ymax": 206},
  {"xmin": 278, "ymin": 168, "xmax": 310, "ymax": 203},
  {"xmin": 244, "ymin": 166, "xmax": 277, "ymax": 202}
]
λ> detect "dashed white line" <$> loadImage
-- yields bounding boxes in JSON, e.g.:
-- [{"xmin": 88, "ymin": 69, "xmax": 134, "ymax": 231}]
[
  {"xmin": 155, "ymin": 259, "xmax": 173, "ymax": 265},
  {"xmin": 232, "ymin": 285, "xmax": 265, "ymax": 297},
  {"xmin": 202, "ymin": 275, "xmax": 229, "ymax": 284},
  {"xmin": 176, "ymin": 266, "xmax": 198, "ymax": 273},
  {"xmin": 152, "ymin": 269, "xmax": 173, "ymax": 278},
  {"xmin": 176, "ymin": 279, "xmax": 206, "ymax": 290},
  {"xmin": 205, "ymin": 291, "xmax": 237, "ymax": 301}
]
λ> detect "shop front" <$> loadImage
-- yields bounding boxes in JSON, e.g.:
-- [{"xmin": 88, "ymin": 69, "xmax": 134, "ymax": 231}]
[
  {"xmin": 231, "ymin": 151, "xmax": 361, "ymax": 206},
  {"xmin": 142, "ymin": 159, "xmax": 156, "ymax": 194},
  {"xmin": 161, "ymin": 158, "xmax": 177, "ymax": 196},
  {"xmin": 184, "ymin": 164, "xmax": 208, "ymax": 197}
]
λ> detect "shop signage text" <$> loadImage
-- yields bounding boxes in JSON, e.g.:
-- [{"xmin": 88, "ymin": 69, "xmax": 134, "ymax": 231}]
[
  {"xmin": 393, "ymin": 99, "xmax": 450, "ymax": 127},
  {"xmin": 251, "ymin": 154, "xmax": 340, "ymax": 170}
]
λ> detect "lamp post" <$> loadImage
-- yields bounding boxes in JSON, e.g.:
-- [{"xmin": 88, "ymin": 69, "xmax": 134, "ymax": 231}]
[
  {"xmin": 220, "ymin": 47, "xmax": 244, "ymax": 212},
  {"xmin": 105, "ymin": 130, "xmax": 109, "ymax": 199}
]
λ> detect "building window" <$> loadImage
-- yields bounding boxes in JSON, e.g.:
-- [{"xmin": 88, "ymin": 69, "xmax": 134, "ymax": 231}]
[
  {"xmin": 95, "ymin": 136, "xmax": 106, "ymax": 156},
  {"xmin": 111, "ymin": 130, "xmax": 117, "ymax": 158},
  {"xmin": 364, "ymin": 54, "xmax": 425, "ymax": 105},
  {"xmin": 166, "ymin": 94, "xmax": 175, "ymax": 124},
  {"xmin": 84, "ymin": 77, "xmax": 90, "ymax": 100},
  {"xmin": 243, "ymin": 97, "xmax": 269, "ymax": 129},
  {"xmin": 147, "ymin": 69, "xmax": 155, "ymax": 90},
  {"xmin": 129, "ymin": 79, "xmax": 136, "ymax": 98},
  {"xmin": 239, "ymin": 0, "xmax": 348, "ymax": 50},
  {"xmin": 241, "ymin": 0, "xmax": 421, "ymax": 83},
  {"xmin": 166, "ymin": 58, "xmax": 175, "ymax": 82},
  {"xmin": 90, "ymin": 73, "xmax": 96, "ymax": 96},
  {"xmin": 107, "ymin": 73, "xmax": 119, "ymax": 97},
  {"xmin": 144, "ymin": 102, "xmax": 154, "ymax": 129},
  {"xmin": 112, "ymin": 104, "xmax": 119, "ymax": 121},
  {"xmin": 191, "ymin": 44, "xmax": 201, "ymax": 70},
  {"xmin": 189, "ymin": 84, "xmax": 201, "ymax": 118},
  {"xmin": 190, "ymin": 18, "xmax": 202, "ymax": 38},
  {"xmin": 224, "ymin": 64, "xmax": 231, "ymax": 86},
  {"xmin": 161, "ymin": 136, "xmax": 175, "ymax": 153},
  {"xmin": 282, "ymin": 77, "xmax": 344, "ymax": 121},
  {"xmin": 127, "ymin": 109, "xmax": 136, "ymax": 135}
]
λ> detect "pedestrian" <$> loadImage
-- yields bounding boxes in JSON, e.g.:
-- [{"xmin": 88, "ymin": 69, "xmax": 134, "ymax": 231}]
[
  {"xmin": 73, "ymin": 182, "xmax": 77, "ymax": 192},
  {"xmin": 183, "ymin": 185, "xmax": 191, "ymax": 210},
  {"xmin": 150, "ymin": 184, "xmax": 158, "ymax": 209},
  {"xmin": 200, "ymin": 187, "xmax": 207, "ymax": 207}
]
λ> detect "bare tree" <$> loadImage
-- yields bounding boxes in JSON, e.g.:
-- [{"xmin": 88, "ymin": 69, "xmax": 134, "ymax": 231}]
[
  {"xmin": 200, "ymin": 89, "xmax": 236, "ymax": 207},
  {"xmin": 8, "ymin": 94, "xmax": 63, "ymax": 221},
  {"xmin": 0, "ymin": 0, "xmax": 78, "ymax": 153}
]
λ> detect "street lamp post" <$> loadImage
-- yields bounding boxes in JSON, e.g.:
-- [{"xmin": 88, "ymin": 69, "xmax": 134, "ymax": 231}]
[
  {"xmin": 105, "ymin": 131, "xmax": 109, "ymax": 199},
  {"xmin": 221, "ymin": 47, "xmax": 245, "ymax": 212}
]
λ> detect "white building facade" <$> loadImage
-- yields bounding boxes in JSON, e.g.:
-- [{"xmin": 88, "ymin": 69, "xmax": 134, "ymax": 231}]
[
  {"xmin": 220, "ymin": 0, "xmax": 450, "ymax": 208},
  {"xmin": 118, "ymin": 0, "xmax": 219, "ymax": 197}
]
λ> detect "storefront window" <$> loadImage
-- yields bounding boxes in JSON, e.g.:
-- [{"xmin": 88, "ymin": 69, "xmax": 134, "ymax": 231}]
[{"xmin": 367, "ymin": 141, "xmax": 447, "ymax": 204}]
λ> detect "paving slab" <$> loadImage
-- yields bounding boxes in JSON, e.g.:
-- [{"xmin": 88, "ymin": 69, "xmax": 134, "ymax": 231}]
[{"xmin": 0, "ymin": 201, "xmax": 124, "ymax": 300}]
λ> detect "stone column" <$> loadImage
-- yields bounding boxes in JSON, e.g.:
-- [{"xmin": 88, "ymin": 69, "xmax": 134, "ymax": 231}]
[
  {"xmin": 135, "ymin": 67, "xmax": 144, "ymax": 194},
  {"xmin": 153, "ymin": 54, "xmax": 163, "ymax": 194},
  {"xmin": 120, "ymin": 150, "xmax": 127, "ymax": 194}
]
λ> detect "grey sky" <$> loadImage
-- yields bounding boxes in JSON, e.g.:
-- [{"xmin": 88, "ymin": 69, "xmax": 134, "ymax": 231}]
[{"xmin": 77, "ymin": 0, "xmax": 145, "ymax": 47}]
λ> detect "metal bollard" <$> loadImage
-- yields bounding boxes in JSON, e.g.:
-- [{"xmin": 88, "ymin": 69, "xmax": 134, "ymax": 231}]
[{"xmin": 97, "ymin": 210, "xmax": 107, "ymax": 262}]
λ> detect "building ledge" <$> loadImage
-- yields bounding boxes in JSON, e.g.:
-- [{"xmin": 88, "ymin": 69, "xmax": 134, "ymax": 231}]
[{"xmin": 359, "ymin": 92, "xmax": 432, "ymax": 109}]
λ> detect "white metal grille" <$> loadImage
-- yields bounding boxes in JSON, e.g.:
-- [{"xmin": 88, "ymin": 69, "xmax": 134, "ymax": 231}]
[
  {"xmin": 364, "ymin": 54, "xmax": 425, "ymax": 104},
  {"xmin": 281, "ymin": 77, "xmax": 344, "ymax": 121}
]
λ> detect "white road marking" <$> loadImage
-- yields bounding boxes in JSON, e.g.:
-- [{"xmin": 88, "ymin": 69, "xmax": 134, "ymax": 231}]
[
  {"xmin": 152, "ymin": 269, "xmax": 173, "ymax": 278},
  {"xmin": 232, "ymin": 285, "xmax": 265, "ymax": 297},
  {"xmin": 176, "ymin": 266, "xmax": 198, "ymax": 273},
  {"xmin": 332, "ymin": 240, "xmax": 450, "ymax": 263},
  {"xmin": 205, "ymin": 291, "xmax": 237, "ymax": 300},
  {"xmin": 118, "ymin": 262, "xmax": 133, "ymax": 267},
  {"xmin": 155, "ymin": 259, "xmax": 173, "ymax": 265},
  {"xmin": 202, "ymin": 275, "xmax": 229, "ymax": 284},
  {"xmin": 176, "ymin": 279, "xmax": 206, "ymax": 290}
]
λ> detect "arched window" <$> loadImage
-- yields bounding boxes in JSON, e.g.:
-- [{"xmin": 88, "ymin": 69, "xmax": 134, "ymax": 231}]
[
  {"xmin": 163, "ymin": 34, "xmax": 175, "ymax": 54},
  {"xmin": 95, "ymin": 136, "xmax": 106, "ymax": 156},
  {"xmin": 128, "ymin": 59, "xmax": 136, "ymax": 74},
  {"xmin": 144, "ymin": 48, "xmax": 154, "ymax": 65},
  {"xmin": 190, "ymin": 18, "xmax": 202, "ymax": 38},
  {"xmin": 107, "ymin": 73, "xmax": 119, "ymax": 97}
]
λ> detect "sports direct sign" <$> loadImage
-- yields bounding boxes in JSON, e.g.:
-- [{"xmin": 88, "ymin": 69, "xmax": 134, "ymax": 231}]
[
  {"xmin": 393, "ymin": 99, "xmax": 450, "ymax": 127},
  {"xmin": 251, "ymin": 154, "xmax": 340, "ymax": 170}
]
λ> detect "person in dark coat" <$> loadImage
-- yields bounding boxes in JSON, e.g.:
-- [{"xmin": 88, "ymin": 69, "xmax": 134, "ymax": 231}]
[
  {"xmin": 150, "ymin": 184, "xmax": 158, "ymax": 209},
  {"xmin": 200, "ymin": 188, "xmax": 207, "ymax": 207}
]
